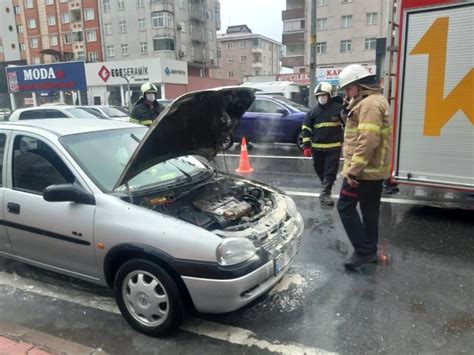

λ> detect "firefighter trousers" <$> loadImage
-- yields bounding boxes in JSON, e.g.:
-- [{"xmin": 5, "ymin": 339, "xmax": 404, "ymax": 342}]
[
  {"xmin": 312, "ymin": 148, "xmax": 341, "ymax": 195},
  {"xmin": 337, "ymin": 179, "xmax": 384, "ymax": 256}
]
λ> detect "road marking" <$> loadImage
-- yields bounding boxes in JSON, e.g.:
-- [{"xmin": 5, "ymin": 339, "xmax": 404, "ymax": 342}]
[
  {"xmin": 285, "ymin": 191, "xmax": 436, "ymax": 206},
  {"xmin": 218, "ymin": 154, "xmax": 312, "ymax": 160},
  {"xmin": 0, "ymin": 271, "xmax": 335, "ymax": 355}
]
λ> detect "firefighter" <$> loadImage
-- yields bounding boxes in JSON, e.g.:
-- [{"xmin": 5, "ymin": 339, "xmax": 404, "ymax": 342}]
[
  {"xmin": 302, "ymin": 82, "xmax": 344, "ymax": 206},
  {"xmin": 336, "ymin": 64, "xmax": 393, "ymax": 271},
  {"xmin": 130, "ymin": 82, "xmax": 163, "ymax": 127}
]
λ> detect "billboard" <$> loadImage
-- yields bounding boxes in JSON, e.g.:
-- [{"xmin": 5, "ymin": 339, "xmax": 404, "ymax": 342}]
[
  {"xmin": 317, "ymin": 65, "xmax": 376, "ymax": 87},
  {"xmin": 5, "ymin": 61, "xmax": 87, "ymax": 93}
]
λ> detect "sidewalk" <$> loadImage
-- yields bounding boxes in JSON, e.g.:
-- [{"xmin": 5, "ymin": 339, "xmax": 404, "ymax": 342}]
[{"xmin": 0, "ymin": 336, "xmax": 50, "ymax": 355}]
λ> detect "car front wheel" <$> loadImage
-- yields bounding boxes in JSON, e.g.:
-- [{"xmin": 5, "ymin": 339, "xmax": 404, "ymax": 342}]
[
  {"xmin": 114, "ymin": 259, "xmax": 184, "ymax": 336},
  {"xmin": 296, "ymin": 130, "xmax": 305, "ymax": 151}
]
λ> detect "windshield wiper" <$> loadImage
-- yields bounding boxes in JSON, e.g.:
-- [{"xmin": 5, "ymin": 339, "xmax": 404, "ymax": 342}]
[
  {"xmin": 130, "ymin": 134, "xmax": 142, "ymax": 144},
  {"xmin": 167, "ymin": 161, "xmax": 192, "ymax": 181}
]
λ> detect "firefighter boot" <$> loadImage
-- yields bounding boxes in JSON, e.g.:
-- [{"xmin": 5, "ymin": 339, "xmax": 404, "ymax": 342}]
[
  {"xmin": 319, "ymin": 181, "xmax": 334, "ymax": 206},
  {"xmin": 344, "ymin": 253, "xmax": 378, "ymax": 271}
]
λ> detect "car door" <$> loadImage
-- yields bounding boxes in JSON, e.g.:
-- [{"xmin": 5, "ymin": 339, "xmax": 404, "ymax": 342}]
[
  {"xmin": 253, "ymin": 98, "xmax": 290, "ymax": 142},
  {"xmin": 3, "ymin": 132, "xmax": 98, "ymax": 278},
  {"xmin": 0, "ymin": 131, "xmax": 13, "ymax": 253}
]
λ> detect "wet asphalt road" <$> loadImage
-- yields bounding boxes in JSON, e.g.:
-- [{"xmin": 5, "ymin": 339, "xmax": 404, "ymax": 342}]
[{"xmin": 0, "ymin": 143, "xmax": 473, "ymax": 354}]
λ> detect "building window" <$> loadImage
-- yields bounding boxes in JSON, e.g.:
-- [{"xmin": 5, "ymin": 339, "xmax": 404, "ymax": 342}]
[
  {"xmin": 24, "ymin": 0, "xmax": 34, "ymax": 9},
  {"xmin": 121, "ymin": 44, "xmax": 128, "ymax": 56},
  {"xmin": 107, "ymin": 45, "xmax": 115, "ymax": 57},
  {"xmin": 317, "ymin": 18, "xmax": 327, "ymax": 31},
  {"xmin": 317, "ymin": 0, "xmax": 328, "ymax": 6},
  {"xmin": 50, "ymin": 35, "xmax": 58, "ymax": 46},
  {"xmin": 342, "ymin": 0, "xmax": 353, "ymax": 3},
  {"xmin": 105, "ymin": 23, "xmax": 112, "ymax": 35},
  {"xmin": 0, "ymin": 44, "xmax": 4, "ymax": 54},
  {"xmin": 86, "ymin": 30, "xmax": 97, "ymax": 42},
  {"xmin": 14, "ymin": 5, "xmax": 20, "ymax": 14},
  {"xmin": 63, "ymin": 32, "xmax": 72, "ymax": 44},
  {"xmin": 27, "ymin": 18, "xmax": 37, "ymax": 29},
  {"xmin": 340, "ymin": 40, "xmax": 352, "ymax": 53},
  {"xmin": 240, "ymin": 56, "xmax": 246, "ymax": 63},
  {"xmin": 88, "ymin": 52, "xmax": 98, "ymax": 62},
  {"xmin": 216, "ymin": 71, "xmax": 222, "ymax": 78},
  {"xmin": 240, "ymin": 41, "xmax": 246, "ymax": 48},
  {"xmin": 367, "ymin": 12, "xmax": 378, "ymax": 25},
  {"xmin": 217, "ymin": 48, "xmax": 221, "ymax": 59},
  {"xmin": 140, "ymin": 42, "xmax": 147, "ymax": 54},
  {"xmin": 190, "ymin": 45, "xmax": 194, "ymax": 57},
  {"xmin": 32, "ymin": 57, "xmax": 41, "ymax": 64},
  {"xmin": 284, "ymin": 19, "xmax": 305, "ymax": 32},
  {"xmin": 365, "ymin": 37, "xmax": 377, "ymax": 50},
  {"xmin": 153, "ymin": 37, "xmax": 175, "ymax": 51},
  {"xmin": 137, "ymin": 0, "xmax": 144, "ymax": 7},
  {"xmin": 341, "ymin": 15, "xmax": 352, "ymax": 28},
  {"xmin": 227, "ymin": 42, "xmax": 233, "ymax": 49},
  {"xmin": 118, "ymin": 0, "xmax": 125, "ymax": 10},
  {"xmin": 228, "ymin": 56, "xmax": 234, "ymax": 64},
  {"xmin": 103, "ymin": 0, "xmax": 110, "ymax": 12},
  {"xmin": 61, "ymin": 12, "xmax": 70, "ymax": 24},
  {"xmin": 209, "ymin": 49, "xmax": 215, "ymax": 61},
  {"xmin": 208, "ymin": 30, "xmax": 213, "ymax": 41},
  {"xmin": 72, "ymin": 31, "xmax": 83, "ymax": 42},
  {"xmin": 119, "ymin": 21, "xmax": 127, "ymax": 33},
  {"xmin": 20, "ymin": 43, "xmax": 26, "ymax": 51},
  {"xmin": 138, "ymin": 18, "xmax": 146, "ymax": 31},
  {"xmin": 46, "ymin": 0, "xmax": 54, "ymax": 5},
  {"xmin": 47, "ymin": 15, "xmax": 56, "ymax": 26},
  {"xmin": 228, "ymin": 71, "xmax": 233, "ymax": 78},
  {"xmin": 84, "ymin": 8, "xmax": 95, "ymax": 21},
  {"xmin": 17, "ymin": 25, "xmax": 23, "ymax": 33},
  {"xmin": 179, "ymin": 21, "xmax": 186, "ymax": 32},
  {"xmin": 151, "ymin": 12, "xmax": 173, "ymax": 28},
  {"xmin": 316, "ymin": 42, "xmax": 326, "ymax": 54}
]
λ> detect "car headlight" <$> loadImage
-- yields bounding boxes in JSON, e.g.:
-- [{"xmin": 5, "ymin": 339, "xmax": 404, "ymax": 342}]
[
  {"xmin": 285, "ymin": 195, "xmax": 298, "ymax": 218},
  {"xmin": 216, "ymin": 237, "xmax": 257, "ymax": 266}
]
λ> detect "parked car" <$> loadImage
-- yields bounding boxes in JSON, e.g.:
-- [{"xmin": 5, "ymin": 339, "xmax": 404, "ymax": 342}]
[
  {"xmin": 0, "ymin": 108, "xmax": 12, "ymax": 121},
  {"xmin": 8, "ymin": 106, "xmax": 106, "ymax": 121},
  {"xmin": 227, "ymin": 95, "xmax": 310, "ymax": 150},
  {"xmin": 78, "ymin": 105, "xmax": 130, "ymax": 122},
  {"xmin": 0, "ymin": 87, "xmax": 303, "ymax": 336}
]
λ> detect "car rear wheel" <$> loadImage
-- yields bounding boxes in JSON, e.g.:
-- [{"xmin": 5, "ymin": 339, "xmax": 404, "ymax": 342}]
[
  {"xmin": 114, "ymin": 259, "xmax": 184, "ymax": 336},
  {"xmin": 296, "ymin": 130, "xmax": 304, "ymax": 151}
]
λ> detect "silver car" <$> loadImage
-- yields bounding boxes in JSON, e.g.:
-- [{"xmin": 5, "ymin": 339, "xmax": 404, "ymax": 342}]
[{"xmin": 0, "ymin": 87, "xmax": 303, "ymax": 336}]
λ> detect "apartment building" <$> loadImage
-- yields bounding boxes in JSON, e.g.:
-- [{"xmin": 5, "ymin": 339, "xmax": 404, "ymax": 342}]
[
  {"xmin": 0, "ymin": 0, "xmax": 22, "ymax": 62},
  {"xmin": 282, "ymin": 0, "xmax": 387, "ymax": 78},
  {"xmin": 213, "ymin": 25, "xmax": 281, "ymax": 83},
  {"xmin": 98, "ymin": 0, "xmax": 221, "ymax": 76}
]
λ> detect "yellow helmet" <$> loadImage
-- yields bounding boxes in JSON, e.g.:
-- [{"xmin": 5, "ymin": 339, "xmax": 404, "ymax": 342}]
[
  {"xmin": 314, "ymin": 82, "xmax": 333, "ymax": 97},
  {"xmin": 140, "ymin": 82, "xmax": 158, "ymax": 96}
]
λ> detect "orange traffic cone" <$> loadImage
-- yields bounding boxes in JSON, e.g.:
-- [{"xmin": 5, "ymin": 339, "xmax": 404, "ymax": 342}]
[{"xmin": 235, "ymin": 137, "xmax": 253, "ymax": 173}]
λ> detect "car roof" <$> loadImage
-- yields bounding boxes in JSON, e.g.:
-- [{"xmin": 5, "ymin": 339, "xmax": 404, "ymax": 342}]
[
  {"xmin": 13, "ymin": 105, "xmax": 78, "ymax": 112},
  {"xmin": 0, "ymin": 118, "xmax": 138, "ymax": 136}
]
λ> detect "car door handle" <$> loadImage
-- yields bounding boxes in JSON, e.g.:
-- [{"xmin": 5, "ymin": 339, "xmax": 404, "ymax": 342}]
[{"xmin": 7, "ymin": 202, "xmax": 20, "ymax": 215}]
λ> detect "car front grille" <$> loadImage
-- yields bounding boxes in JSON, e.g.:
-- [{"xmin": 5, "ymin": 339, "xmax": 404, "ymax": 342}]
[{"xmin": 259, "ymin": 216, "xmax": 298, "ymax": 256}]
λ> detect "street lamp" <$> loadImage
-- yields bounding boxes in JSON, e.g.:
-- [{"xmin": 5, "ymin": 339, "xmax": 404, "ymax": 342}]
[{"xmin": 121, "ymin": 75, "xmax": 134, "ymax": 111}]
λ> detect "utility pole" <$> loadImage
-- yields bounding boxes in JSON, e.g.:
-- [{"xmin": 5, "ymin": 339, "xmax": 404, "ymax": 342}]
[
  {"xmin": 309, "ymin": 0, "xmax": 317, "ymax": 108},
  {"xmin": 122, "ymin": 75, "xmax": 134, "ymax": 111}
]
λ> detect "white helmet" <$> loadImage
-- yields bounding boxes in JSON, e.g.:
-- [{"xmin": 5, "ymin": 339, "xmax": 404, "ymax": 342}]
[
  {"xmin": 140, "ymin": 82, "xmax": 158, "ymax": 96},
  {"xmin": 338, "ymin": 64, "xmax": 373, "ymax": 88},
  {"xmin": 314, "ymin": 82, "xmax": 333, "ymax": 97}
]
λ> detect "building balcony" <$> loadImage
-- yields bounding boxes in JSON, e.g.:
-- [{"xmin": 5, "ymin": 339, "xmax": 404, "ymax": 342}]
[
  {"xmin": 191, "ymin": 32, "xmax": 206, "ymax": 43},
  {"xmin": 281, "ymin": 55, "xmax": 304, "ymax": 68},
  {"xmin": 252, "ymin": 62, "xmax": 263, "ymax": 68},
  {"xmin": 150, "ymin": 2, "xmax": 174, "ymax": 13},
  {"xmin": 189, "ymin": 10, "xmax": 205, "ymax": 22},
  {"xmin": 282, "ymin": 32, "xmax": 304, "ymax": 44},
  {"xmin": 282, "ymin": 8, "xmax": 304, "ymax": 21},
  {"xmin": 251, "ymin": 47, "xmax": 263, "ymax": 53},
  {"xmin": 151, "ymin": 27, "xmax": 175, "ymax": 38}
]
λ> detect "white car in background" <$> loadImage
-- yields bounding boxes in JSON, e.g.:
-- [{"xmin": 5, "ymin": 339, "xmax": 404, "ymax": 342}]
[
  {"xmin": 78, "ymin": 105, "xmax": 130, "ymax": 122},
  {"xmin": 8, "ymin": 105, "xmax": 106, "ymax": 121}
]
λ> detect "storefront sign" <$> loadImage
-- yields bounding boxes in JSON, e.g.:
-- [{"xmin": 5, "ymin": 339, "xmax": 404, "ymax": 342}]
[
  {"xmin": 317, "ymin": 64, "xmax": 376, "ymax": 86},
  {"xmin": 276, "ymin": 73, "xmax": 310, "ymax": 85},
  {"xmin": 6, "ymin": 61, "xmax": 86, "ymax": 93}
]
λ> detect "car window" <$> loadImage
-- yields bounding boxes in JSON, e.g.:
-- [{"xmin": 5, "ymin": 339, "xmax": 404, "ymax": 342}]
[
  {"xmin": 65, "ymin": 108, "xmax": 101, "ymax": 119},
  {"xmin": 101, "ymin": 107, "xmax": 128, "ymax": 117},
  {"xmin": 0, "ymin": 134, "xmax": 6, "ymax": 186},
  {"xmin": 254, "ymin": 99, "xmax": 282, "ymax": 114},
  {"xmin": 19, "ymin": 110, "xmax": 44, "ymax": 120},
  {"xmin": 43, "ymin": 109, "xmax": 69, "ymax": 118},
  {"xmin": 13, "ymin": 135, "xmax": 75, "ymax": 194}
]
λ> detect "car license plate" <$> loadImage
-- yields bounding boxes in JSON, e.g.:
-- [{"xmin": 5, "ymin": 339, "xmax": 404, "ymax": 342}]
[{"xmin": 274, "ymin": 239, "xmax": 298, "ymax": 275}]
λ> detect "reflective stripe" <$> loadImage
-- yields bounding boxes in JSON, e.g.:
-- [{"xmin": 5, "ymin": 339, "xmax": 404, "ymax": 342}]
[
  {"xmin": 358, "ymin": 123, "xmax": 381, "ymax": 133},
  {"xmin": 364, "ymin": 164, "xmax": 391, "ymax": 173},
  {"xmin": 314, "ymin": 122, "xmax": 341, "ymax": 129},
  {"xmin": 129, "ymin": 118, "xmax": 140, "ymax": 124},
  {"xmin": 312, "ymin": 142, "xmax": 342, "ymax": 149},
  {"xmin": 141, "ymin": 120, "xmax": 153, "ymax": 126},
  {"xmin": 302, "ymin": 125, "xmax": 312, "ymax": 132},
  {"xmin": 351, "ymin": 155, "xmax": 368, "ymax": 165},
  {"xmin": 381, "ymin": 126, "xmax": 392, "ymax": 135},
  {"xmin": 302, "ymin": 137, "xmax": 311, "ymax": 143}
]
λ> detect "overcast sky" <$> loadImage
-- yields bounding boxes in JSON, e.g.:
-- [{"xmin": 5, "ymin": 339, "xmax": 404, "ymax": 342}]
[{"xmin": 219, "ymin": 0, "xmax": 286, "ymax": 42}]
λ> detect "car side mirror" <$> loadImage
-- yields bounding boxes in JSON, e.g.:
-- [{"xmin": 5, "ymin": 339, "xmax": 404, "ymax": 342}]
[
  {"xmin": 276, "ymin": 108, "xmax": 288, "ymax": 116},
  {"xmin": 43, "ymin": 184, "xmax": 95, "ymax": 205}
]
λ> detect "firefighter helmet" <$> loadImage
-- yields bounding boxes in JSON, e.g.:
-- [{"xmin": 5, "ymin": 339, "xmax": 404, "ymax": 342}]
[
  {"xmin": 338, "ymin": 64, "xmax": 374, "ymax": 89},
  {"xmin": 314, "ymin": 82, "xmax": 333, "ymax": 97},
  {"xmin": 140, "ymin": 82, "xmax": 158, "ymax": 96}
]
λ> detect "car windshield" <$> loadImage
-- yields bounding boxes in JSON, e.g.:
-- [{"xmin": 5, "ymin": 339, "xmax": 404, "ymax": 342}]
[
  {"xmin": 272, "ymin": 97, "xmax": 310, "ymax": 112},
  {"xmin": 101, "ymin": 107, "xmax": 128, "ymax": 117},
  {"xmin": 61, "ymin": 127, "xmax": 211, "ymax": 192},
  {"xmin": 65, "ymin": 108, "xmax": 104, "ymax": 119}
]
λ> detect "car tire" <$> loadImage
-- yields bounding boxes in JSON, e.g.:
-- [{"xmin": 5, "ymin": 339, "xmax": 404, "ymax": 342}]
[
  {"xmin": 221, "ymin": 134, "xmax": 234, "ymax": 150},
  {"xmin": 114, "ymin": 259, "xmax": 184, "ymax": 336},
  {"xmin": 296, "ymin": 130, "xmax": 304, "ymax": 151}
]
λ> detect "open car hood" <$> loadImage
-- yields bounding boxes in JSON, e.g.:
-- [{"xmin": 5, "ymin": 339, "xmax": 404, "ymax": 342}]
[{"xmin": 114, "ymin": 87, "xmax": 256, "ymax": 189}]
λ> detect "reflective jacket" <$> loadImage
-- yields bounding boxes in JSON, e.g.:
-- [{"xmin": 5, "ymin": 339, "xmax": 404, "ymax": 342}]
[
  {"xmin": 130, "ymin": 98, "xmax": 163, "ymax": 127},
  {"xmin": 342, "ymin": 89, "xmax": 393, "ymax": 180},
  {"xmin": 302, "ymin": 96, "xmax": 344, "ymax": 151}
]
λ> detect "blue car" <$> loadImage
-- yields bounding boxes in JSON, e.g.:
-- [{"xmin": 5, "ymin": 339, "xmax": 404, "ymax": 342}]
[{"xmin": 228, "ymin": 95, "xmax": 310, "ymax": 150}]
